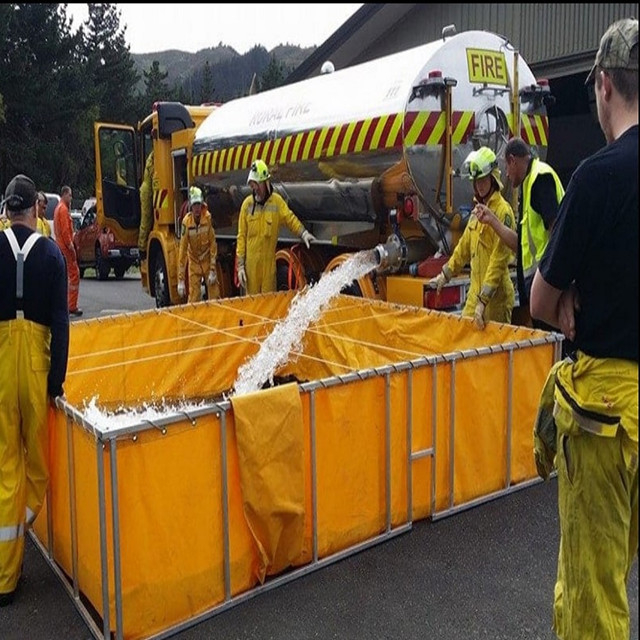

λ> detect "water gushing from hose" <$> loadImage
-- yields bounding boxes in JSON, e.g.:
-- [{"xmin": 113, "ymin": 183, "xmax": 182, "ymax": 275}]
[{"xmin": 232, "ymin": 250, "xmax": 379, "ymax": 396}]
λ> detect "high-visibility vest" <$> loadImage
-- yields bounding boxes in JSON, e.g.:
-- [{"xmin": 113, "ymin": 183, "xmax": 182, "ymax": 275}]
[{"xmin": 520, "ymin": 158, "xmax": 564, "ymax": 278}]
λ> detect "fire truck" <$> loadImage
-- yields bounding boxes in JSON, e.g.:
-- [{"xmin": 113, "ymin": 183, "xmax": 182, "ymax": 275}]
[{"xmin": 94, "ymin": 26, "xmax": 553, "ymax": 308}]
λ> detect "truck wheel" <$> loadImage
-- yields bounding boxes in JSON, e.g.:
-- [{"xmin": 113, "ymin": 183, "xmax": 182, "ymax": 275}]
[
  {"xmin": 153, "ymin": 253, "xmax": 170, "ymax": 308},
  {"xmin": 96, "ymin": 246, "xmax": 110, "ymax": 280},
  {"xmin": 114, "ymin": 265, "xmax": 126, "ymax": 279},
  {"xmin": 79, "ymin": 267, "xmax": 85, "ymax": 279}
]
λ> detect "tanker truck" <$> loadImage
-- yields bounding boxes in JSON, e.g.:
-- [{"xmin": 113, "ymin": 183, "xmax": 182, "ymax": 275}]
[{"xmin": 94, "ymin": 26, "xmax": 553, "ymax": 308}]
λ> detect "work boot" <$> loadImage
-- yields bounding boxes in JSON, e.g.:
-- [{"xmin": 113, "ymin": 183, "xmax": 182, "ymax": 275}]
[{"xmin": 69, "ymin": 308, "xmax": 83, "ymax": 317}]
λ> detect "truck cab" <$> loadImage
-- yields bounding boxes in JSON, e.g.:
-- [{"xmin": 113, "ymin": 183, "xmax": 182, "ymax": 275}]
[{"xmin": 94, "ymin": 102, "xmax": 217, "ymax": 306}]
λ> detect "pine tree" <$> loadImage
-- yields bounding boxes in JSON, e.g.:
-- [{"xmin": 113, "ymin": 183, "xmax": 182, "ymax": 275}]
[
  {"xmin": 199, "ymin": 61, "xmax": 216, "ymax": 104},
  {"xmin": 83, "ymin": 3, "xmax": 139, "ymax": 124},
  {"xmin": 260, "ymin": 55, "xmax": 286, "ymax": 92},
  {"xmin": 142, "ymin": 61, "xmax": 173, "ymax": 106},
  {"xmin": 0, "ymin": 3, "xmax": 91, "ymax": 193}
]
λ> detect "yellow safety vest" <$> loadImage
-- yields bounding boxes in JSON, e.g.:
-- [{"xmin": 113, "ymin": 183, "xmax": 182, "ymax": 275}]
[{"xmin": 520, "ymin": 158, "xmax": 564, "ymax": 277}]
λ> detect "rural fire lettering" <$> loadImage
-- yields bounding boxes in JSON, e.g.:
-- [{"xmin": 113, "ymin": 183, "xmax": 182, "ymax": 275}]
[{"xmin": 249, "ymin": 102, "xmax": 311, "ymax": 126}]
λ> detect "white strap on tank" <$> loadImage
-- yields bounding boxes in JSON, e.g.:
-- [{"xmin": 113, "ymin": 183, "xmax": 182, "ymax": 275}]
[{"xmin": 3, "ymin": 227, "xmax": 42, "ymax": 319}]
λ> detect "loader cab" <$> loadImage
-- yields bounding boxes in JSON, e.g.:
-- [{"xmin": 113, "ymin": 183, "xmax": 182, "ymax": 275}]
[{"xmin": 94, "ymin": 123, "xmax": 141, "ymax": 248}]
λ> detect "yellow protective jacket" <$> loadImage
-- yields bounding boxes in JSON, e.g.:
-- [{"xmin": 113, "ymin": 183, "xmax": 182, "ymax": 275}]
[
  {"xmin": 138, "ymin": 151, "xmax": 154, "ymax": 253},
  {"xmin": 446, "ymin": 190, "xmax": 516, "ymax": 322},
  {"xmin": 236, "ymin": 191, "xmax": 305, "ymax": 294},
  {"xmin": 178, "ymin": 207, "xmax": 218, "ymax": 300},
  {"xmin": 36, "ymin": 216, "xmax": 51, "ymax": 238},
  {"xmin": 521, "ymin": 158, "xmax": 564, "ymax": 278}
]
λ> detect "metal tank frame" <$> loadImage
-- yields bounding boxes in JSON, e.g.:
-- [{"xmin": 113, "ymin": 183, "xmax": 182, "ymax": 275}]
[{"xmin": 31, "ymin": 303, "xmax": 562, "ymax": 640}]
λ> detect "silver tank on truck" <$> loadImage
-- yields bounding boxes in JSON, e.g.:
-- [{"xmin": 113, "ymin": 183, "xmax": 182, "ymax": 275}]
[{"xmin": 191, "ymin": 28, "xmax": 550, "ymax": 264}]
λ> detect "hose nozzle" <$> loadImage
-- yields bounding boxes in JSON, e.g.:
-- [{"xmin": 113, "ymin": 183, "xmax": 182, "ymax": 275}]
[{"xmin": 373, "ymin": 234, "xmax": 405, "ymax": 271}]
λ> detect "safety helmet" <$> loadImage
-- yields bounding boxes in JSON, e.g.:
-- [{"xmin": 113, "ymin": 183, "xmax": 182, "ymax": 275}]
[
  {"xmin": 247, "ymin": 159, "xmax": 270, "ymax": 184},
  {"xmin": 462, "ymin": 147, "xmax": 498, "ymax": 180},
  {"xmin": 189, "ymin": 186, "xmax": 203, "ymax": 205}
]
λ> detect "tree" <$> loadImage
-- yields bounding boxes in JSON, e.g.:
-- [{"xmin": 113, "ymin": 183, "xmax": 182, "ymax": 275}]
[
  {"xmin": 142, "ymin": 61, "xmax": 172, "ymax": 106},
  {"xmin": 259, "ymin": 55, "xmax": 286, "ymax": 92},
  {"xmin": 0, "ymin": 3, "xmax": 92, "ymax": 193},
  {"xmin": 199, "ymin": 61, "xmax": 216, "ymax": 104},
  {"xmin": 83, "ymin": 3, "xmax": 139, "ymax": 125}
]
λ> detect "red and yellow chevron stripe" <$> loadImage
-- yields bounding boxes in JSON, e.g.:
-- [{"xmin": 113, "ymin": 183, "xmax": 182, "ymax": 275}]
[
  {"xmin": 511, "ymin": 113, "xmax": 549, "ymax": 147},
  {"xmin": 191, "ymin": 110, "xmax": 477, "ymax": 178},
  {"xmin": 153, "ymin": 189, "xmax": 169, "ymax": 211}
]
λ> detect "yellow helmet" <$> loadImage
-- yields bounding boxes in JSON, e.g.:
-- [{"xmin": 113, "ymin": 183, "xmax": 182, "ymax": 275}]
[
  {"xmin": 189, "ymin": 186, "xmax": 203, "ymax": 205},
  {"xmin": 247, "ymin": 159, "xmax": 270, "ymax": 184},
  {"xmin": 462, "ymin": 147, "xmax": 498, "ymax": 180}
]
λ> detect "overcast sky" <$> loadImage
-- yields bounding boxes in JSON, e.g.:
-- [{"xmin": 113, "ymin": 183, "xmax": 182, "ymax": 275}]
[{"xmin": 67, "ymin": 3, "xmax": 363, "ymax": 55}]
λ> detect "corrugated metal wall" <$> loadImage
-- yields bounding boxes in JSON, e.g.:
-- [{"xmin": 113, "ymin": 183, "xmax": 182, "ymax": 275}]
[{"xmin": 359, "ymin": 3, "xmax": 638, "ymax": 78}]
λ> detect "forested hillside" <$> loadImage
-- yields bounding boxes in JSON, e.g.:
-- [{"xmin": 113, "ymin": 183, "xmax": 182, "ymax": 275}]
[
  {"xmin": 0, "ymin": 3, "xmax": 313, "ymax": 199},
  {"xmin": 132, "ymin": 44, "xmax": 313, "ymax": 100}
]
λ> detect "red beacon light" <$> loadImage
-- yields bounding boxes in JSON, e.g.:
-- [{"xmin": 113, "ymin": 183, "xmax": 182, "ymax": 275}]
[
  {"xmin": 404, "ymin": 195, "xmax": 415, "ymax": 217},
  {"xmin": 410, "ymin": 69, "xmax": 446, "ymax": 100}
]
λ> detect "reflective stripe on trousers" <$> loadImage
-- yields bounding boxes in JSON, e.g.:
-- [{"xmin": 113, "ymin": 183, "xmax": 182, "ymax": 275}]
[{"xmin": 0, "ymin": 319, "xmax": 51, "ymax": 593}]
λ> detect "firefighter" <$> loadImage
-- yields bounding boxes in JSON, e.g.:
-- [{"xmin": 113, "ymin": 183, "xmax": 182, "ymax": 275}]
[
  {"xmin": 429, "ymin": 147, "xmax": 515, "ymax": 329},
  {"xmin": 138, "ymin": 150, "xmax": 154, "ymax": 260},
  {"xmin": 236, "ymin": 159, "xmax": 316, "ymax": 295},
  {"xmin": 35, "ymin": 192, "xmax": 51, "ymax": 238},
  {"xmin": 0, "ymin": 203, "xmax": 9, "ymax": 230},
  {"xmin": 53, "ymin": 185, "xmax": 82, "ymax": 317},
  {"xmin": 474, "ymin": 137, "xmax": 564, "ymax": 331},
  {"xmin": 530, "ymin": 17, "xmax": 638, "ymax": 640},
  {"xmin": 177, "ymin": 186, "xmax": 220, "ymax": 303},
  {"xmin": 0, "ymin": 174, "xmax": 69, "ymax": 606}
]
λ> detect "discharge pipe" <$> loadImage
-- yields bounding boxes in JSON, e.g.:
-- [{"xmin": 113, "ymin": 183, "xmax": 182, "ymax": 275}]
[{"xmin": 373, "ymin": 232, "xmax": 431, "ymax": 272}]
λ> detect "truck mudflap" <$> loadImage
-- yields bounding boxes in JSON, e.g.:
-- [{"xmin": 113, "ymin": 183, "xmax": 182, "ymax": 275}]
[{"xmin": 34, "ymin": 292, "xmax": 562, "ymax": 639}]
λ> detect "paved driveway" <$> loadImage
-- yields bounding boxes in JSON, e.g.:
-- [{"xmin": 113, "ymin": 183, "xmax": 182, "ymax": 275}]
[{"xmin": 2, "ymin": 479, "xmax": 637, "ymax": 640}]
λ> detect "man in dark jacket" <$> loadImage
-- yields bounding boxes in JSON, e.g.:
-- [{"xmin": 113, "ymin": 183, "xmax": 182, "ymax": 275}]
[{"xmin": 0, "ymin": 174, "xmax": 69, "ymax": 606}]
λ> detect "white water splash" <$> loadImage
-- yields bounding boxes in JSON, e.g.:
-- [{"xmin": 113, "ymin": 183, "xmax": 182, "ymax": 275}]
[
  {"xmin": 232, "ymin": 250, "xmax": 378, "ymax": 396},
  {"xmin": 82, "ymin": 396, "xmax": 209, "ymax": 433}
]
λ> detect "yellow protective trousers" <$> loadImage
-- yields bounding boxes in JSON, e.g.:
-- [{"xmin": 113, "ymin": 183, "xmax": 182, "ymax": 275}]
[
  {"xmin": 552, "ymin": 353, "xmax": 638, "ymax": 640},
  {"xmin": 187, "ymin": 260, "xmax": 220, "ymax": 303},
  {"xmin": 0, "ymin": 319, "xmax": 51, "ymax": 594}
]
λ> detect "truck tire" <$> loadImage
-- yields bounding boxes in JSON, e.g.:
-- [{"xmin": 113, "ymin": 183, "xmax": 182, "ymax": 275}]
[
  {"xmin": 153, "ymin": 253, "xmax": 171, "ymax": 308},
  {"xmin": 96, "ymin": 246, "xmax": 110, "ymax": 280}
]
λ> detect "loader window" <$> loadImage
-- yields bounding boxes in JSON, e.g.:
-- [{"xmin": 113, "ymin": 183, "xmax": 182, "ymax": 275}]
[{"xmin": 98, "ymin": 128, "xmax": 140, "ymax": 230}]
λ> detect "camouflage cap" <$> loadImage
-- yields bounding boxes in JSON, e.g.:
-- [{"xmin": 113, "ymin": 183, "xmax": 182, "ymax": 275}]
[{"xmin": 585, "ymin": 17, "xmax": 638, "ymax": 84}]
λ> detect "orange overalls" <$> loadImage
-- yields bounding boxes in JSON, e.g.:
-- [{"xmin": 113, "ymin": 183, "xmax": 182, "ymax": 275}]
[{"xmin": 53, "ymin": 200, "xmax": 80, "ymax": 312}]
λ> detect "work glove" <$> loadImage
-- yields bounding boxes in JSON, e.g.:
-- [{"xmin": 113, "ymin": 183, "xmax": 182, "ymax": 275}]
[
  {"xmin": 237, "ymin": 264, "xmax": 247, "ymax": 290},
  {"xmin": 207, "ymin": 270, "xmax": 217, "ymax": 286},
  {"xmin": 429, "ymin": 270, "xmax": 449, "ymax": 294},
  {"xmin": 301, "ymin": 229, "xmax": 316, "ymax": 249},
  {"xmin": 177, "ymin": 280, "xmax": 186, "ymax": 298},
  {"xmin": 473, "ymin": 300, "xmax": 486, "ymax": 330}
]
